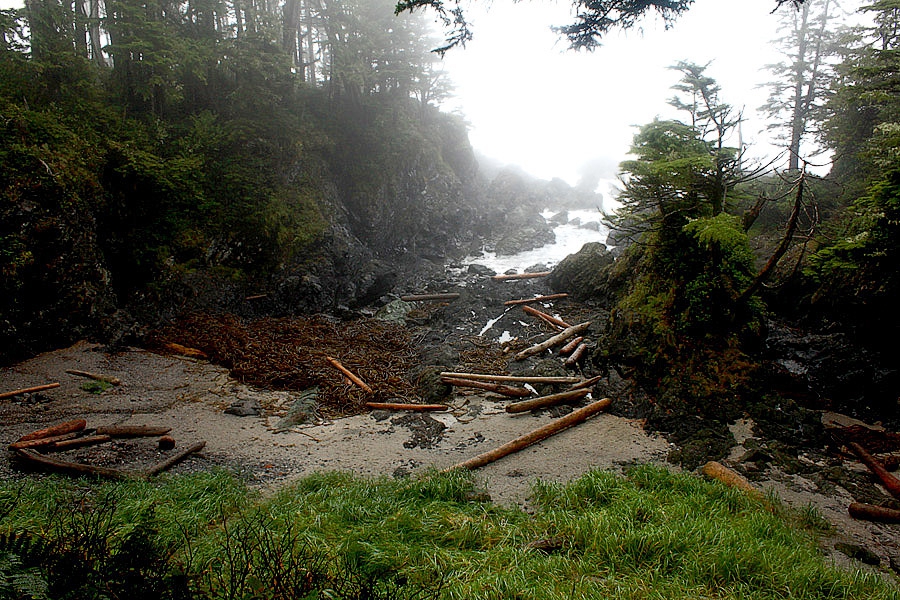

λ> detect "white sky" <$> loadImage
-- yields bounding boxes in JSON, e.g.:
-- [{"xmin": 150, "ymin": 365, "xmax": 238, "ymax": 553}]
[{"xmin": 438, "ymin": 0, "xmax": 794, "ymax": 185}]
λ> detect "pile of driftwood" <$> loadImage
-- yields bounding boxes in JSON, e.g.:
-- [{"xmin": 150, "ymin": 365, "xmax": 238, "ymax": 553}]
[{"xmin": 8, "ymin": 418, "xmax": 205, "ymax": 480}]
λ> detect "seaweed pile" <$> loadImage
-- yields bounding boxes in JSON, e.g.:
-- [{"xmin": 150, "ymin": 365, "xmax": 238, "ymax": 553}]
[{"xmin": 148, "ymin": 313, "xmax": 421, "ymax": 417}]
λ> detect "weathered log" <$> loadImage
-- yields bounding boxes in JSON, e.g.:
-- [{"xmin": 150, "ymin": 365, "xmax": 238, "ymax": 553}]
[
  {"xmin": 9, "ymin": 432, "xmax": 79, "ymax": 451},
  {"xmin": 701, "ymin": 461, "xmax": 762, "ymax": 498},
  {"xmin": 325, "ymin": 357, "xmax": 373, "ymax": 394},
  {"xmin": 848, "ymin": 442, "xmax": 900, "ymax": 501},
  {"xmin": 445, "ymin": 398, "xmax": 612, "ymax": 471},
  {"xmin": 492, "ymin": 271, "xmax": 552, "ymax": 281},
  {"xmin": 558, "ymin": 336, "xmax": 584, "ymax": 356},
  {"xmin": 514, "ymin": 322, "xmax": 592, "ymax": 361},
  {"xmin": 17, "ymin": 419, "xmax": 87, "ymax": 443},
  {"xmin": 0, "ymin": 382, "xmax": 60, "ymax": 400},
  {"xmin": 95, "ymin": 425, "xmax": 172, "ymax": 438},
  {"xmin": 65, "ymin": 369, "xmax": 122, "ymax": 386},
  {"xmin": 505, "ymin": 388, "xmax": 590, "ymax": 414},
  {"xmin": 245, "ymin": 294, "xmax": 268, "ymax": 301},
  {"xmin": 162, "ymin": 342, "xmax": 208, "ymax": 359},
  {"xmin": 504, "ymin": 294, "xmax": 569, "ymax": 306},
  {"xmin": 440, "ymin": 377, "xmax": 532, "ymax": 397},
  {"xmin": 521, "ymin": 305, "xmax": 572, "ymax": 329},
  {"xmin": 569, "ymin": 375, "xmax": 604, "ymax": 390},
  {"xmin": 565, "ymin": 343, "xmax": 588, "ymax": 366},
  {"xmin": 47, "ymin": 434, "xmax": 112, "ymax": 452},
  {"xmin": 849, "ymin": 502, "xmax": 900, "ymax": 523},
  {"xmin": 144, "ymin": 441, "xmax": 207, "ymax": 476},
  {"xmin": 365, "ymin": 402, "xmax": 449, "ymax": 412},
  {"xmin": 399, "ymin": 293, "xmax": 460, "ymax": 302},
  {"xmin": 439, "ymin": 372, "xmax": 581, "ymax": 384},
  {"xmin": 15, "ymin": 448, "xmax": 138, "ymax": 480}
]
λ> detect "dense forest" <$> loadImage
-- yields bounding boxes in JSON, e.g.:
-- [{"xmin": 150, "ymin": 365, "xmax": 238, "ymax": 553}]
[{"xmin": 1, "ymin": 0, "xmax": 899, "ymax": 430}]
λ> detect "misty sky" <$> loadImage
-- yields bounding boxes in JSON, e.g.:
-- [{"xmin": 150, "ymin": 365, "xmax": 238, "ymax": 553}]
[{"xmin": 438, "ymin": 0, "xmax": 805, "ymax": 188}]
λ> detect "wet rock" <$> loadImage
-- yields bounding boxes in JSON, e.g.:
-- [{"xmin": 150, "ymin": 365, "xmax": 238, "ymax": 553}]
[
  {"xmin": 273, "ymin": 387, "xmax": 319, "ymax": 430},
  {"xmin": 375, "ymin": 299, "xmax": 414, "ymax": 324},
  {"xmin": 548, "ymin": 211, "xmax": 568, "ymax": 225},
  {"xmin": 468, "ymin": 264, "xmax": 496, "ymax": 277},
  {"xmin": 225, "ymin": 398, "xmax": 262, "ymax": 417},
  {"xmin": 548, "ymin": 242, "xmax": 616, "ymax": 302}
]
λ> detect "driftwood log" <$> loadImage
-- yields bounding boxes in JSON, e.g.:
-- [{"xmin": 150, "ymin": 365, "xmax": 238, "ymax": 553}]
[
  {"xmin": 65, "ymin": 369, "xmax": 122, "ymax": 386},
  {"xmin": 505, "ymin": 389, "xmax": 590, "ymax": 414},
  {"xmin": 161, "ymin": 342, "xmax": 208, "ymax": 358},
  {"xmin": 701, "ymin": 461, "xmax": 762, "ymax": 498},
  {"xmin": 445, "ymin": 398, "xmax": 612, "ymax": 471},
  {"xmin": 9, "ymin": 432, "xmax": 79, "ymax": 451},
  {"xmin": 325, "ymin": 357, "xmax": 373, "ymax": 394},
  {"xmin": 16, "ymin": 440, "xmax": 207, "ymax": 480},
  {"xmin": 849, "ymin": 502, "xmax": 900, "ymax": 523},
  {"xmin": 492, "ymin": 271, "xmax": 552, "ymax": 281},
  {"xmin": 439, "ymin": 372, "xmax": 580, "ymax": 384},
  {"xmin": 440, "ymin": 377, "xmax": 532, "ymax": 398},
  {"xmin": 514, "ymin": 322, "xmax": 591, "ymax": 361},
  {"xmin": 0, "ymin": 383, "xmax": 60, "ymax": 400},
  {"xmin": 96, "ymin": 425, "xmax": 172, "ymax": 438},
  {"xmin": 17, "ymin": 419, "xmax": 87, "ymax": 443},
  {"xmin": 47, "ymin": 435, "xmax": 112, "ymax": 452},
  {"xmin": 365, "ymin": 402, "xmax": 449, "ymax": 412},
  {"xmin": 399, "ymin": 293, "xmax": 460, "ymax": 302},
  {"xmin": 565, "ymin": 343, "xmax": 588, "ymax": 366},
  {"xmin": 558, "ymin": 336, "xmax": 583, "ymax": 356},
  {"xmin": 522, "ymin": 305, "xmax": 572, "ymax": 329},
  {"xmin": 570, "ymin": 375, "xmax": 604, "ymax": 390},
  {"xmin": 504, "ymin": 294, "xmax": 569, "ymax": 306},
  {"xmin": 848, "ymin": 442, "xmax": 900, "ymax": 500}
]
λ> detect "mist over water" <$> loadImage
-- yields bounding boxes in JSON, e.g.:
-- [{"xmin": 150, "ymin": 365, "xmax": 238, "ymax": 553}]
[{"xmin": 466, "ymin": 208, "xmax": 611, "ymax": 274}]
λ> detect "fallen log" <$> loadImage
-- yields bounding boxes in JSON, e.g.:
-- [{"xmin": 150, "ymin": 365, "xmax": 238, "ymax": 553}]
[
  {"xmin": 65, "ymin": 369, "xmax": 122, "ymax": 386},
  {"xmin": 445, "ymin": 398, "xmax": 612, "ymax": 471},
  {"xmin": 439, "ymin": 372, "xmax": 580, "ymax": 384},
  {"xmin": 849, "ymin": 502, "xmax": 900, "ymax": 524},
  {"xmin": 162, "ymin": 342, "xmax": 208, "ymax": 359},
  {"xmin": 701, "ymin": 461, "xmax": 762, "ymax": 498},
  {"xmin": 565, "ymin": 343, "xmax": 588, "ymax": 366},
  {"xmin": 440, "ymin": 377, "xmax": 532, "ymax": 398},
  {"xmin": 9, "ymin": 432, "xmax": 79, "ymax": 451},
  {"xmin": 505, "ymin": 388, "xmax": 590, "ymax": 414},
  {"xmin": 399, "ymin": 293, "xmax": 460, "ymax": 302},
  {"xmin": 144, "ymin": 441, "xmax": 207, "ymax": 476},
  {"xmin": 522, "ymin": 305, "xmax": 571, "ymax": 329},
  {"xmin": 365, "ymin": 402, "xmax": 449, "ymax": 412},
  {"xmin": 570, "ymin": 375, "xmax": 604, "ymax": 390},
  {"xmin": 514, "ymin": 322, "xmax": 591, "ymax": 361},
  {"xmin": 0, "ymin": 382, "xmax": 60, "ymax": 400},
  {"xmin": 504, "ymin": 293, "xmax": 569, "ymax": 306},
  {"xmin": 95, "ymin": 425, "xmax": 172, "ymax": 438},
  {"xmin": 15, "ymin": 448, "xmax": 138, "ymax": 480},
  {"xmin": 558, "ymin": 336, "xmax": 584, "ymax": 356},
  {"xmin": 325, "ymin": 357, "xmax": 373, "ymax": 394},
  {"xmin": 47, "ymin": 434, "xmax": 112, "ymax": 452},
  {"xmin": 848, "ymin": 441, "xmax": 900, "ymax": 501},
  {"xmin": 492, "ymin": 271, "xmax": 551, "ymax": 281},
  {"xmin": 245, "ymin": 294, "xmax": 268, "ymax": 301},
  {"xmin": 17, "ymin": 419, "xmax": 87, "ymax": 443}
]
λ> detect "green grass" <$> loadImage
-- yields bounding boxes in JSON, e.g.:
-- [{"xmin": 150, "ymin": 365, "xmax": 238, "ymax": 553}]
[{"xmin": 0, "ymin": 466, "xmax": 897, "ymax": 599}]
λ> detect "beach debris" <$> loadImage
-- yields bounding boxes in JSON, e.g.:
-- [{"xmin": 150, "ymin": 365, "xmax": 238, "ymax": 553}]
[
  {"xmin": 849, "ymin": 502, "xmax": 900, "ymax": 523},
  {"xmin": 16, "ymin": 419, "xmax": 87, "ymax": 443},
  {"xmin": 439, "ymin": 372, "xmax": 580, "ymax": 384},
  {"xmin": 325, "ymin": 356, "xmax": 373, "ymax": 394},
  {"xmin": 701, "ymin": 461, "xmax": 762, "ymax": 498},
  {"xmin": 505, "ymin": 388, "xmax": 590, "ymax": 414},
  {"xmin": 65, "ymin": 369, "xmax": 122, "ymax": 386},
  {"xmin": 491, "ymin": 271, "xmax": 552, "ymax": 281},
  {"xmin": 399, "ymin": 293, "xmax": 461, "ymax": 302},
  {"xmin": 365, "ymin": 402, "xmax": 449, "ymax": 412},
  {"xmin": 161, "ymin": 342, "xmax": 208, "ymax": 358},
  {"xmin": 503, "ymin": 293, "xmax": 569, "ymax": 306},
  {"xmin": 514, "ymin": 322, "xmax": 592, "ymax": 361},
  {"xmin": 565, "ymin": 343, "xmax": 588, "ymax": 366},
  {"xmin": 0, "ymin": 382, "xmax": 60, "ymax": 400},
  {"xmin": 445, "ymin": 398, "xmax": 611, "ymax": 471},
  {"xmin": 95, "ymin": 425, "xmax": 172, "ymax": 437},
  {"xmin": 440, "ymin": 376, "xmax": 532, "ymax": 398},
  {"xmin": 848, "ymin": 441, "xmax": 900, "ymax": 501}
]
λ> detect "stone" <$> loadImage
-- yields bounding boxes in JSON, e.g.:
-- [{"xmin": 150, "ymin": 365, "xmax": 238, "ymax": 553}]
[{"xmin": 225, "ymin": 398, "xmax": 262, "ymax": 417}]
